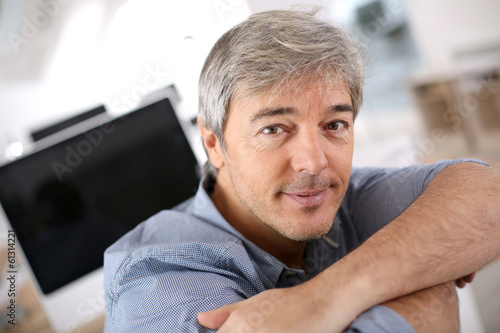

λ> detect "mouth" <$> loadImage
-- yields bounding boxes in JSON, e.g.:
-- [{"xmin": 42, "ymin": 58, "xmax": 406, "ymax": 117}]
[{"xmin": 283, "ymin": 189, "xmax": 328, "ymax": 207}]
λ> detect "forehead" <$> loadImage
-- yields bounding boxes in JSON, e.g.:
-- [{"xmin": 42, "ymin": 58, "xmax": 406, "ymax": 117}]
[{"xmin": 232, "ymin": 77, "xmax": 352, "ymax": 112}]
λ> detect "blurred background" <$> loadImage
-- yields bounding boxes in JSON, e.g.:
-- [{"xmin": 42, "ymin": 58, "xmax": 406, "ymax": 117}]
[{"xmin": 0, "ymin": 0, "xmax": 499, "ymax": 332}]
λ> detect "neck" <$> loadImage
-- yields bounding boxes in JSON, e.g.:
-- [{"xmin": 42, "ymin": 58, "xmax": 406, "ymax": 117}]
[{"xmin": 210, "ymin": 179, "xmax": 306, "ymax": 269}]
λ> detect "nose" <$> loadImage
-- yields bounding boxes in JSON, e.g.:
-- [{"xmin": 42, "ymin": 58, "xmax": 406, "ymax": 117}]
[{"xmin": 290, "ymin": 129, "xmax": 328, "ymax": 175}]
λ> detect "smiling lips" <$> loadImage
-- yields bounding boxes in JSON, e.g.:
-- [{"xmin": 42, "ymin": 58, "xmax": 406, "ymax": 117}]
[{"xmin": 283, "ymin": 189, "xmax": 328, "ymax": 207}]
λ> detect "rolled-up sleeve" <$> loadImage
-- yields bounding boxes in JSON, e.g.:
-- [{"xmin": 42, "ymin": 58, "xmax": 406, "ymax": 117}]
[{"xmin": 346, "ymin": 305, "xmax": 416, "ymax": 333}]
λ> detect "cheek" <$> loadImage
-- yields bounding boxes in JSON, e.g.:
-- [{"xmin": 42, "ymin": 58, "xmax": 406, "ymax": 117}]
[
  {"xmin": 238, "ymin": 139, "xmax": 268, "ymax": 163},
  {"xmin": 337, "ymin": 130, "xmax": 354, "ymax": 148},
  {"xmin": 326, "ymin": 137, "xmax": 353, "ymax": 160},
  {"xmin": 234, "ymin": 138, "xmax": 289, "ymax": 172},
  {"xmin": 325, "ymin": 141, "xmax": 353, "ymax": 179}
]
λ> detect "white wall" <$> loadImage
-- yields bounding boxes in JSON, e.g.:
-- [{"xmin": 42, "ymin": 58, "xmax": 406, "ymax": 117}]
[
  {"xmin": 405, "ymin": 0, "xmax": 500, "ymax": 68},
  {"xmin": 0, "ymin": 0, "xmax": 250, "ymax": 163}
]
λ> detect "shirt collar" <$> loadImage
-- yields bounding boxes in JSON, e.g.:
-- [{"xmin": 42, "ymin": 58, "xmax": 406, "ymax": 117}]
[
  {"xmin": 192, "ymin": 176, "xmax": 287, "ymax": 285},
  {"xmin": 191, "ymin": 176, "xmax": 335, "ymax": 286}
]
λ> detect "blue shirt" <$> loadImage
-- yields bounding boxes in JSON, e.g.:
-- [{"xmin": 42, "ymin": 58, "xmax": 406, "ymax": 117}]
[{"xmin": 104, "ymin": 159, "xmax": 476, "ymax": 332}]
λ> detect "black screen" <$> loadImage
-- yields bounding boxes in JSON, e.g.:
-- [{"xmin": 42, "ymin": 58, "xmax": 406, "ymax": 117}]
[{"xmin": 0, "ymin": 98, "xmax": 200, "ymax": 294}]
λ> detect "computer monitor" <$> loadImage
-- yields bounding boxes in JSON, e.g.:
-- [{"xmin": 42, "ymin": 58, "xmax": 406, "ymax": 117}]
[
  {"xmin": 0, "ymin": 97, "xmax": 201, "ymax": 331},
  {"xmin": 31, "ymin": 105, "xmax": 107, "ymax": 142}
]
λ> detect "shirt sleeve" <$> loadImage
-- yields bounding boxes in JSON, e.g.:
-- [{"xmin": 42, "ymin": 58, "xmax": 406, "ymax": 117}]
[
  {"xmin": 345, "ymin": 305, "xmax": 417, "ymax": 333},
  {"xmin": 104, "ymin": 251, "xmax": 247, "ymax": 333},
  {"xmin": 340, "ymin": 159, "xmax": 487, "ymax": 333},
  {"xmin": 346, "ymin": 159, "xmax": 487, "ymax": 243},
  {"xmin": 103, "ymin": 222, "xmax": 267, "ymax": 333}
]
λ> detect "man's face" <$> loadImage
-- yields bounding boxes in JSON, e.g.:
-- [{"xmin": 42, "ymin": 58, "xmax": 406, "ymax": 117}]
[{"xmin": 208, "ymin": 78, "xmax": 354, "ymax": 243}]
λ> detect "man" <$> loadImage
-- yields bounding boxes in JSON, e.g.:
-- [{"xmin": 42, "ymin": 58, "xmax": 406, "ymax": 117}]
[{"xmin": 104, "ymin": 9, "xmax": 500, "ymax": 332}]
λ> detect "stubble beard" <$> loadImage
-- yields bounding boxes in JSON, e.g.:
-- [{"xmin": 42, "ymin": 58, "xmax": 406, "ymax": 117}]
[{"xmin": 232, "ymin": 171, "xmax": 345, "ymax": 242}]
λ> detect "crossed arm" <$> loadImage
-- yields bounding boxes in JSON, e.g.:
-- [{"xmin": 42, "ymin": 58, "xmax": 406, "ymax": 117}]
[
  {"xmin": 199, "ymin": 162, "xmax": 500, "ymax": 332},
  {"xmin": 383, "ymin": 282, "xmax": 459, "ymax": 332}
]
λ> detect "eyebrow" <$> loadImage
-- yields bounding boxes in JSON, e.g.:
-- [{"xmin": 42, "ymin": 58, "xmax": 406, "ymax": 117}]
[
  {"xmin": 249, "ymin": 103, "xmax": 354, "ymax": 124},
  {"xmin": 249, "ymin": 107, "xmax": 295, "ymax": 124},
  {"xmin": 329, "ymin": 104, "xmax": 355, "ymax": 113}
]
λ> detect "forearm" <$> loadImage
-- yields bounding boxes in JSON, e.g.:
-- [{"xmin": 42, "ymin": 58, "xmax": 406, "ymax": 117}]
[
  {"xmin": 199, "ymin": 162, "xmax": 499, "ymax": 332},
  {"xmin": 382, "ymin": 282, "xmax": 459, "ymax": 333},
  {"xmin": 314, "ymin": 162, "xmax": 500, "ymax": 320}
]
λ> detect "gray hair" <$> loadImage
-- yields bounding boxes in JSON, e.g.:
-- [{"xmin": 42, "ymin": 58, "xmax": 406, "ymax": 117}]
[{"xmin": 198, "ymin": 8, "xmax": 365, "ymax": 175}]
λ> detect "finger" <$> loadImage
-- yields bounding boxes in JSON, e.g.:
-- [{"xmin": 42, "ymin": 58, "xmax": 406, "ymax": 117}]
[
  {"xmin": 198, "ymin": 303, "xmax": 239, "ymax": 329},
  {"xmin": 455, "ymin": 272, "xmax": 477, "ymax": 288},
  {"xmin": 464, "ymin": 272, "xmax": 476, "ymax": 283},
  {"xmin": 455, "ymin": 278, "xmax": 467, "ymax": 288}
]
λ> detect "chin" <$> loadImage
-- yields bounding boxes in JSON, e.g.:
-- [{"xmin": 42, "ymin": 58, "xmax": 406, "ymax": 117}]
[
  {"xmin": 285, "ymin": 229, "xmax": 329, "ymax": 242},
  {"xmin": 280, "ymin": 217, "xmax": 334, "ymax": 242}
]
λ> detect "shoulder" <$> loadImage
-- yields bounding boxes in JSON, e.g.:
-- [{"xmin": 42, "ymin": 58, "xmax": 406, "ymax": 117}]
[
  {"xmin": 347, "ymin": 158, "xmax": 485, "ymax": 200},
  {"xmin": 341, "ymin": 159, "xmax": 486, "ymax": 243},
  {"xmin": 103, "ymin": 202, "xmax": 268, "ymax": 331},
  {"xmin": 102, "ymin": 195, "xmax": 271, "ymax": 296},
  {"xmin": 104, "ymin": 201, "xmax": 244, "ymax": 273}
]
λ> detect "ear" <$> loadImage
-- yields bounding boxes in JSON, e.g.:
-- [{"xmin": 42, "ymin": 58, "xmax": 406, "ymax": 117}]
[{"xmin": 197, "ymin": 117, "xmax": 225, "ymax": 169}]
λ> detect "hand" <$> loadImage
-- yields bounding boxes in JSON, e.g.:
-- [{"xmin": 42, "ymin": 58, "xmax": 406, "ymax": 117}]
[
  {"xmin": 455, "ymin": 272, "xmax": 476, "ymax": 288},
  {"xmin": 198, "ymin": 281, "xmax": 357, "ymax": 333}
]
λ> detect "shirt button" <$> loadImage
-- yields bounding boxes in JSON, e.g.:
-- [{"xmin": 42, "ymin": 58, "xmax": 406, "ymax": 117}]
[{"xmin": 279, "ymin": 270, "xmax": 303, "ymax": 287}]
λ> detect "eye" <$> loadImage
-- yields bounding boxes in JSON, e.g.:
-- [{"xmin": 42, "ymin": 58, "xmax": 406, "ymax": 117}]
[
  {"xmin": 260, "ymin": 125, "xmax": 284, "ymax": 135},
  {"xmin": 326, "ymin": 121, "xmax": 347, "ymax": 131}
]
